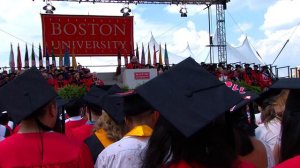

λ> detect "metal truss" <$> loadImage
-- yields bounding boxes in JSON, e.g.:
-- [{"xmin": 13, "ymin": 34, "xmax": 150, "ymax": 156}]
[
  {"xmin": 216, "ymin": 3, "xmax": 227, "ymax": 64},
  {"xmin": 49, "ymin": 0, "xmax": 229, "ymax": 5}
]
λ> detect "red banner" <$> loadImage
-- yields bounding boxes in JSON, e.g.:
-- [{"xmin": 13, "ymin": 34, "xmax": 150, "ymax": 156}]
[{"xmin": 41, "ymin": 14, "xmax": 134, "ymax": 56}]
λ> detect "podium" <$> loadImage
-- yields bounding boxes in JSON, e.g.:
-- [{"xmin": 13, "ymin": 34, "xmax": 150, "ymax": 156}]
[{"xmin": 122, "ymin": 69, "xmax": 157, "ymax": 89}]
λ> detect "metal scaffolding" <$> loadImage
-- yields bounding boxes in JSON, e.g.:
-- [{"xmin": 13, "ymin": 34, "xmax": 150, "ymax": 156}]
[
  {"xmin": 216, "ymin": 3, "xmax": 227, "ymax": 64},
  {"xmin": 49, "ymin": 0, "xmax": 228, "ymax": 5}
]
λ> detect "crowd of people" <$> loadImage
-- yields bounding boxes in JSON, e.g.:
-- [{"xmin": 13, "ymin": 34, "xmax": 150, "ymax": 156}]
[
  {"xmin": 125, "ymin": 56, "xmax": 274, "ymax": 90},
  {"xmin": 1, "ymin": 56, "xmax": 274, "ymax": 92},
  {"xmin": 1, "ymin": 57, "xmax": 296, "ymax": 168},
  {"xmin": 201, "ymin": 62, "xmax": 274, "ymax": 90},
  {"xmin": 0, "ymin": 64, "xmax": 104, "ymax": 90}
]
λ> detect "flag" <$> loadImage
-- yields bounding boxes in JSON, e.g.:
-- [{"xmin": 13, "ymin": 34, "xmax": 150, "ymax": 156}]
[
  {"xmin": 51, "ymin": 45, "xmax": 56, "ymax": 67},
  {"xmin": 72, "ymin": 47, "xmax": 77, "ymax": 69},
  {"xmin": 59, "ymin": 47, "xmax": 63, "ymax": 69},
  {"xmin": 141, "ymin": 43, "xmax": 145, "ymax": 65},
  {"xmin": 129, "ymin": 43, "xmax": 134, "ymax": 60},
  {"xmin": 116, "ymin": 48, "xmax": 122, "ymax": 76},
  {"xmin": 45, "ymin": 48, "xmax": 50, "ymax": 69},
  {"xmin": 9, "ymin": 43, "xmax": 15, "ymax": 73},
  {"xmin": 117, "ymin": 48, "xmax": 121, "ymax": 67},
  {"xmin": 164, "ymin": 43, "xmax": 169, "ymax": 66},
  {"xmin": 147, "ymin": 43, "xmax": 151, "ymax": 65},
  {"xmin": 153, "ymin": 45, "xmax": 157, "ymax": 66},
  {"xmin": 158, "ymin": 43, "xmax": 163, "ymax": 65},
  {"xmin": 64, "ymin": 47, "xmax": 70, "ymax": 67},
  {"xmin": 24, "ymin": 44, "xmax": 29, "ymax": 68},
  {"xmin": 38, "ymin": 44, "xmax": 43, "ymax": 68},
  {"xmin": 17, "ymin": 44, "xmax": 22, "ymax": 71},
  {"xmin": 136, "ymin": 43, "xmax": 139, "ymax": 63},
  {"xmin": 124, "ymin": 52, "xmax": 128, "ymax": 66},
  {"xmin": 31, "ymin": 43, "xmax": 36, "ymax": 67}
]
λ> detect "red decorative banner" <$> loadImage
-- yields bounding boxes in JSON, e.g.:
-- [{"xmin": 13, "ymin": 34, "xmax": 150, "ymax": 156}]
[
  {"xmin": 134, "ymin": 72, "xmax": 150, "ymax": 80},
  {"xmin": 41, "ymin": 14, "xmax": 134, "ymax": 56}
]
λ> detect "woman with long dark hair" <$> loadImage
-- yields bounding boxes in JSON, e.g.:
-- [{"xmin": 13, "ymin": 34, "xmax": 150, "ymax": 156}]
[
  {"xmin": 136, "ymin": 57, "xmax": 255, "ymax": 168},
  {"xmin": 275, "ymin": 89, "xmax": 300, "ymax": 167},
  {"xmin": 142, "ymin": 113, "xmax": 244, "ymax": 168}
]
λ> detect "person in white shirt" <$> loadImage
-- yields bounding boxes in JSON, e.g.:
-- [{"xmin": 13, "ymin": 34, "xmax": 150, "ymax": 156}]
[
  {"xmin": 95, "ymin": 91, "xmax": 159, "ymax": 168},
  {"xmin": 255, "ymin": 89, "xmax": 289, "ymax": 152}
]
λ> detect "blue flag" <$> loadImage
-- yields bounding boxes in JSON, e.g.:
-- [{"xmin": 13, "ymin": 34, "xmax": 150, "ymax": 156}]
[
  {"xmin": 45, "ymin": 48, "xmax": 50, "ymax": 70},
  {"xmin": 64, "ymin": 47, "xmax": 70, "ymax": 67}
]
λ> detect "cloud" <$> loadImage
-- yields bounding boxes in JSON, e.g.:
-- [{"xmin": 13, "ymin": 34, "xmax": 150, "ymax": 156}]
[
  {"xmin": 261, "ymin": 0, "xmax": 300, "ymax": 32},
  {"xmin": 254, "ymin": 25, "xmax": 300, "ymax": 67},
  {"xmin": 228, "ymin": 0, "xmax": 276, "ymax": 11},
  {"xmin": 247, "ymin": 0, "xmax": 300, "ymax": 70},
  {"xmin": 0, "ymin": 17, "xmax": 5, "ymax": 24},
  {"xmin": 166, "ymin": 21, "xmax": 208, "ymax": 57},
  {"xmin": 234, "ymin": 22, "xmax": 253, "ymax": 33}
]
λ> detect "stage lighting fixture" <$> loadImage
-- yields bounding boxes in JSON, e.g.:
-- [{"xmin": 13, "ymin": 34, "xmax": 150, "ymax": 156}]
[
  {"xmin": 180, "ymin": 7, "xmax": 187, "ymax": 17},
  {"xmin": 120, "ymin": 7, "xmax": 131, "ymax": 16},
  {"xmin": 43, "ymin": 3, "xmax": 56, "ymax": 14}
]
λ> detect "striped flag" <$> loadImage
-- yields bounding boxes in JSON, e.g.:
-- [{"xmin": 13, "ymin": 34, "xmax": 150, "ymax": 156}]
[
  {"xmin": 9, "ymin": 43, "xmax": 15, "ymax": 73},
  {"xmin": 136, "ymin": 43, "xmax": 139, "ymax": 63},
  {"xmin": 51, "ymin": 45, "xmax": 56, "ymax": 67},
  {"xmin": 141, "ymin": 43, "xmax": 145, "ymax": 65},
  {"xmin": 124, "ymin": 52, "xmax": 128, "ymax": 66},
  {"xmin": 24, "ymin": 44, "xmax": 29, "ymax": 69},
  {"xmin": 147, "ymin": 43, "xmax": 151, "ymax": 65},
  {"xmin": 72, "ymin": 47, "xmax": 77, "ymax": 69},
  {"xmin": 64, "ymin": 47, "xmax": 70, "ymax": 67},
  {"xmin": 45, "ymin": 48, "xmax": 50, "ymax": 69},
  {"xmin": 38, "ymin": 44, "xmax": 43, "ymax": 68},
  {"xmin": 153, "ymin": 45, "xmax": 157, "ymax": 66},
  {"xmin": 17, "ymin": 44, "xmax": 22, "ymax": 71},
  {"xmin": 116, "ymin": 48, "xmax": 122, "ymax": 76},
  {"xmin": 164, "ymin": 43, "xmax": 169, "ymax": 66},
  {"xmin": 117, "ymin": 48, "xmax": 121, "ymax": 67},
  {"xmin": 130, "ymin": 43, "xmax": 134, "ymax": 60},
  {"xmin": 31, "ymin": 43, "xmax": 36, "ymax": 67},
  {"xmin": 158, "ymin": 43, "xmax": 163, "ymax": 65},
  {"xmin": 59, "ymin": 47, "xmax": 63, "ymax": 69}
]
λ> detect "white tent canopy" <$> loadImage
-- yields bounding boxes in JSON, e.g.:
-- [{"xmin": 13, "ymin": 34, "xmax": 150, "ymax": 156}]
[
  {"xmin": 147, "ymin": 33, "xmax": 186, "ymax": 65},
  {"xmin": 200, "ymin": 36, "xmax": 265, "ymax": 65},
  {"xmin": 78, "ymin": 34, "xmax": 265, "ymax": 72}
]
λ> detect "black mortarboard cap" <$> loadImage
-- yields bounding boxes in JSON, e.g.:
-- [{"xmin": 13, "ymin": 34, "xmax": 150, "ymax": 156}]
[
  {"xmin": 285, "ymin": 89, "xmax": 300, "ymax": 113},
  {"xmin": 107, "ymin": 84, "xmax": 123, "ymax": 94},
  {"xmin": 135, "ymin": 57, "xmax": 242, "ymax": 138},
  {"xmin": 256, "ymin": 78, "xmax": 300, "ymax": 106},
  {"xmin": 0, "ymin": 105, "xmax": 5, "ymax": 113},
  {"xmin": 83, "ymin": 85, "xmax": 122, "ymax": 108},
  {"xmin": 270, "ymin": 78, "xmax": 300, "ymax": 89},
  {"xmin": 102, "ymin": 91, "xmax": 153, "ymax": 124},
  {"xmin": 231, "ymin": 91, "xmax": 259, "ymax": 112},
  {"xmin": 255, "ymin": 88, "xmax": 282, "ymax": 107},
  {"xmin": 99, "ymin": 85, "xmax": 113, "ymax": 90},
  {"xmin": 83, "ymin": 86, "xmax": 108, "ymax": 108},
  {"xmin": 101, "ymin": 93, "xmax": 125, "ymax": 124},
  {"xmin": 56, "ymin": 96, "xmax": 69, "ymax": 108},
  {"xmin": 0, "ymin": 67, "xmax": 57, "ymax": 123}
]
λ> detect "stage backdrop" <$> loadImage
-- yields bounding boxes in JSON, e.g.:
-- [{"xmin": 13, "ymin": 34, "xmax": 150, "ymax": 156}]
[{"xmin": 41, "ymin": 14, "xmax": 134, "ymax": 56}]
